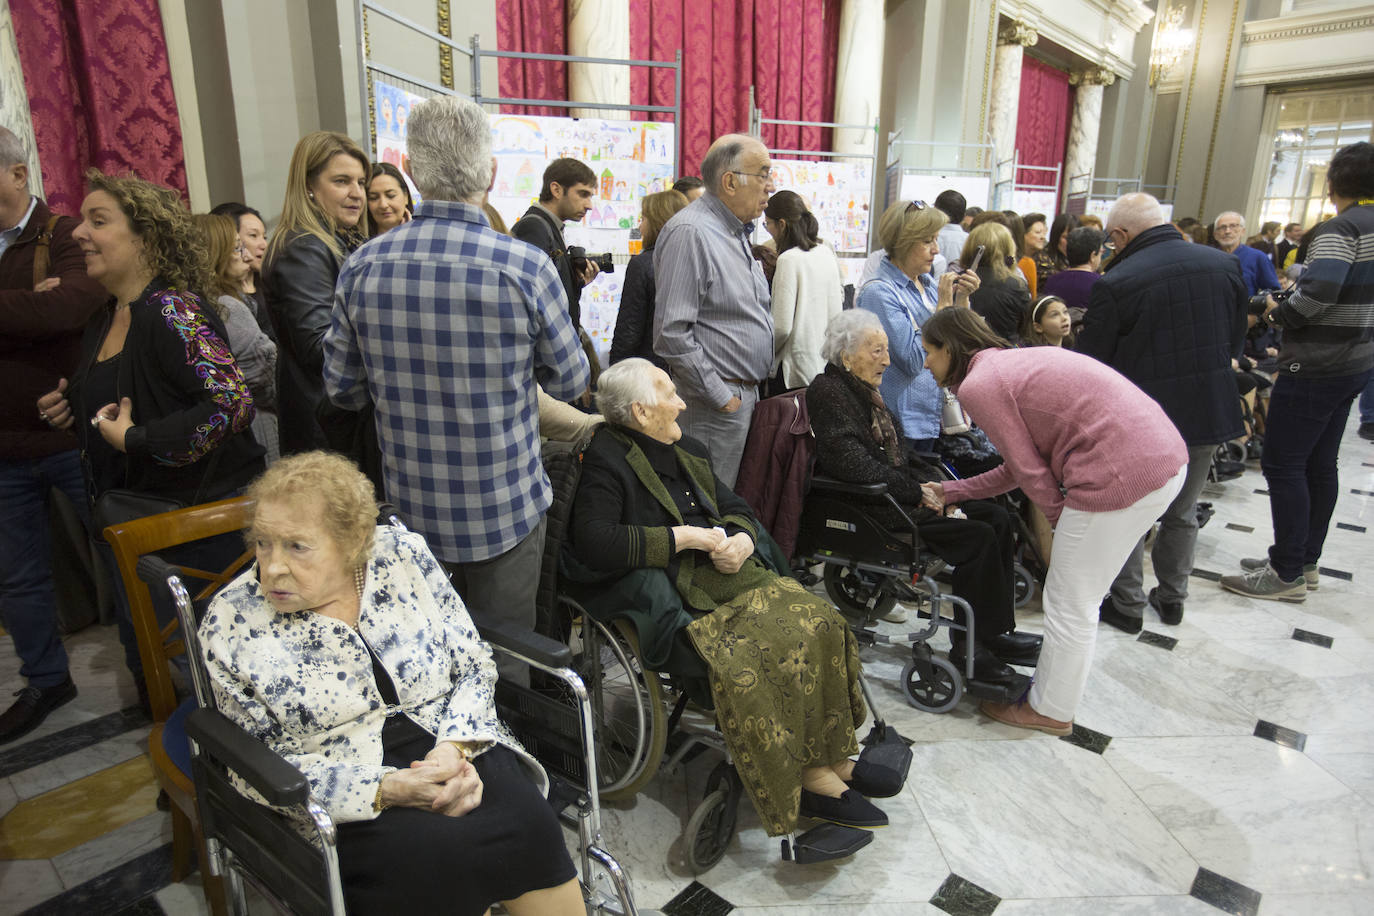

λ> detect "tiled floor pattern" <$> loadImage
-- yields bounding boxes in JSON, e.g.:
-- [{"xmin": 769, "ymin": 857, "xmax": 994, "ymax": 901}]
[{"xmin": 0, "ymin": 416, "xmax": 1371, "ymax": 915}]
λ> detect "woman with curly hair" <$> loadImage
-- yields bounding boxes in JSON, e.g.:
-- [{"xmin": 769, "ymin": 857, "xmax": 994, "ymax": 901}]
[{"xmin": 36, "ymin": 171, "xmax": 264, "ymax": 694}]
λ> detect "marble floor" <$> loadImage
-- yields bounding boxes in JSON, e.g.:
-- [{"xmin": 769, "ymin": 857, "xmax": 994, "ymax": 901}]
[{"xmin": 1, "ymin": 415, "xmax": 1371, "ymax": 915}]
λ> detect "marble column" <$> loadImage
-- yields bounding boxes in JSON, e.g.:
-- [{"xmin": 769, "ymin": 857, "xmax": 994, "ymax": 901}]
[
  {"xmin": 988, "ymin": 21, "xmax": 1038, "ymax": 203},
  {"xmin": 833, "ymin": 0, "xmax": 884, "ymax": 161},
  {"xmin": 1064, "ymin": 67, "xmax": 1116, "ymax": 198},
  {"xmin": 567, "ymin": 0, "xmax": 630, "ymax": 119}
]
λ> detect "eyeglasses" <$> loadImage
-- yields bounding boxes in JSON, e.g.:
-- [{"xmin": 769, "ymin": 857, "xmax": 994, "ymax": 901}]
[
  {"xmin": 906, "ymin": 200, "xmax": 928, "ymax": 213},
  {"xmin": 1215, "ymin": 222, "xmax": 1243, "ymax": 232},
  {"xmin": 730, "ymin": 169, "xmax": 774, "ymax": 184}
]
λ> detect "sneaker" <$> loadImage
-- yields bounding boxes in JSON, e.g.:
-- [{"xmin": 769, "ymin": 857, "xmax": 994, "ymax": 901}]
[
  {"xmin": 1098, "ymin": 594, "xmax": 1142, "ymax": 634},
  {"xmin": 0, "ymin": 676, "xmax": 78, "ymax": 744},
  {"xmin": 1359, "ymin": 421, "xmax": 1374, "ymax": 441},
  {"xmin": 879, "ymin": 604, "xmax": 908, "ymax": 624},
  {"xmin": 1240, "ymin": 557, "xmax": 1319, "ymax": 590},
  {"xmin": 1220, "ymin": 563, "xmax": 1306, "ymax": 603},
  {"xmin": 1147, "ymin": 587, "xmax": 1184, "ymax": 626}
]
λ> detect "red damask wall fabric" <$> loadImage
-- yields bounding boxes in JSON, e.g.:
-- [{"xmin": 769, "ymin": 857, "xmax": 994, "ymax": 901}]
[
  {"xmin": 1014, "ymin": 56, "xmax": 1072, "ymax": 191},
  {"xmin": 629, "ymin": 0, "xmax": 840, "ymax": 176},
  {"xmin": 11, "ymin": 0, "xmax": 188, "ymax": 217},
  {"xmin": 494, "ymin": 0, "xmax": 568, "ymax": 117}
]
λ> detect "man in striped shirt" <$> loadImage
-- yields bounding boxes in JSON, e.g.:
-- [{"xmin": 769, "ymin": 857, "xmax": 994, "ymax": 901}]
[{"xmin": 652, "ymin": 134, "xmax": 775, "ymax": 487}]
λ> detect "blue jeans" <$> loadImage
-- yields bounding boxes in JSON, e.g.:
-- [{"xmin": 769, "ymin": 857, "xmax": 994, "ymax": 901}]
[
  {"xmin": 0, "ymin": 450, "xmax": 90, "ymax": 688},
  {"xmin": 1261, "ymin": 369, "xmax": 1372, "ymax": 581}
]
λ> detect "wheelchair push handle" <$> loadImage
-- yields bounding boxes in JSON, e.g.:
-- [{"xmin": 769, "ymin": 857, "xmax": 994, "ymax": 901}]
[{"xmin": 186, "ymin": 707, "xmax": 310, "ymax": 807}]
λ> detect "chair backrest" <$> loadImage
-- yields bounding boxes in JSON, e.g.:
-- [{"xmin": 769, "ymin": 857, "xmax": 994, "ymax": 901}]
[
  {"xmin": 103, "ymin": 497, "xmax": 255, "ymax": 722},
  {"xmin": 536, "ymin": 436, "xmax": 593, "ymax": 638}
]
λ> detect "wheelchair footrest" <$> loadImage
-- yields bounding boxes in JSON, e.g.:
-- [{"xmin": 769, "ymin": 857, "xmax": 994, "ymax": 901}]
[
  {"xmin": 785, "ymin": 823, "xmax": 875, "ymax": 864},
  {"xmin": 965, "ymin": 672, "xmax": 1032, "ymax": 703},
  {"xmin": 859, "ymin": 724, "xmax": 914, "ymax": 789}
]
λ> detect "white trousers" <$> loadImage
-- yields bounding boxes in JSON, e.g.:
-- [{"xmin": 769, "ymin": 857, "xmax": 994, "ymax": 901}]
[{"xmin": 1029, "ymin": 468, "xmax": 1186, "ymax": 722}]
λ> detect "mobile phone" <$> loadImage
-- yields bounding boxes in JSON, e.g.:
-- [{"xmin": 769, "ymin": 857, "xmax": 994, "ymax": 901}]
[{"xmin": 967, "ymin": 245, "xmax": 986, "ymax": 274}]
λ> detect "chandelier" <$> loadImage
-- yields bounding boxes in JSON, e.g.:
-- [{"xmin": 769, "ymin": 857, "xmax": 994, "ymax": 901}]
[{"xmin": 1149, "ymin": 5, "xmax": 1193, "ymax": 87}]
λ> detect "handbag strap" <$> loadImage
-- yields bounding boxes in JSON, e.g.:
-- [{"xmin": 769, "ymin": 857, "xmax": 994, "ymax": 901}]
[{"xmin": 32, "ymin": 213, "xmax": 60, "ymax": 288}]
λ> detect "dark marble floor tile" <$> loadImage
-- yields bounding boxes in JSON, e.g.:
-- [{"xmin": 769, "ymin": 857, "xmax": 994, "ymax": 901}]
[
  {"xmin": 1291, "ymin": 628, "xmax": 1334, "ymax": 649},
  {"xmin": 1189, "ymin": 866, "xmax": 1261, "ymax": 916},
  {"xmin": 1060, "ymin": 723, "xmax": 1112, "ymax": 755},
  {"xmin": 0, "ymin": 706, "xmax": 149, "ymax": 779},
  {"xmin": 930, "ymin": 873, "xmax": 1000, "ymax": 916},
  {"xmin": 21, "ymin": 844, "xmax": 174, "ymax": 916},
  {"xmin": 1254, "ymin": 719, "xmax": 1307, "ymax": 752},
  {"xmin": 1138, "ymin": 631, "xmax": 1179, "ymax": 651},
  {"xmin": 1190, "ymin": 568, "xmax": 1223, "ymax": 582},
  {"xmin": 1318, "ymin": 567, "xmax": 1353, "ymax": 582},
  {"xmin": 1225, "ymin": 523, "xmax": 1254, "ymax": 533},
  {"xmin": 1336, "ymin": 522, "xmax": 1366, "ymax": 533},
  {"xmin": 1351, "ymin": 488, "xmax": 1374, "ymax": 497},
  {"xmin": 661, "ymin": 881, "xmax": 734, "ymax": 916},
  {"xmin": 1253, "ymin": 488, "xmax": 1269, "ymax": 496}
]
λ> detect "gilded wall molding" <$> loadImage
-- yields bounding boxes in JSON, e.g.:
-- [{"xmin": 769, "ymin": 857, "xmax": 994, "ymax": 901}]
[
  {"xmin": 438, "ymin": 0, "xmax": 453, "ymax": 90},
  {"xmin": 1242, "ymin": 8, "xmax": 1374, "ymax": 44},
  {"xmin": 998, "ymin": 21, "xmax": 1040, "ymax": 47},
  {"xmin": 1070, "ymin": 66, "xmax": 1116, "ymax": 87}
]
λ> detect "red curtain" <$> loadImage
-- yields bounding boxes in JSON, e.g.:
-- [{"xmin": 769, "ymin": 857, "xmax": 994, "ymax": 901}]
[
  {"xmin": 1014, "ymin": 56, "xmax": 1072, "ymax": 189},
  {"xmin": 11, "ymin": 0, "xmax": 188, "ymax": 217},
  {"xmin": 495, "ymin": 0, "xmax": 568, "ymax": 116}
]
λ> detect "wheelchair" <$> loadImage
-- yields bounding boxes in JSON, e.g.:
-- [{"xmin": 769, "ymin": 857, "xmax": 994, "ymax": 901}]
[
  {"xmin": 795, "ymin": 476, "xmax": 1033, "ymax": 714},
  {"xmin": 136, "ymin": 515, "xmax": 640, "ymax": 915},
  {"xmin": 530, "ymin": 441, "xmax": 912, "ymax": 873}
]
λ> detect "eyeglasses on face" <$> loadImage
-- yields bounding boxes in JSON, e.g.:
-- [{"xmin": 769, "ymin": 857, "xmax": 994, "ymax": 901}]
[{"xmin": 730, "ymin": 169, "xmax": 774, "ymax": 184}]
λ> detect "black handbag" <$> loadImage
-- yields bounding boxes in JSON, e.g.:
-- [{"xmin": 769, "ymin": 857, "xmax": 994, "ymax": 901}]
[{"xmin": 92, "ymin": 448, "xmax": 224, "ymax": 532}]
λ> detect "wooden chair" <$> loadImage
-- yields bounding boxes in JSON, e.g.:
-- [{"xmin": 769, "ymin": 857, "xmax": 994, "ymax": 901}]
[{"xmin": 103, "ymin": 497, "xmax": 256, "ymax": 916}]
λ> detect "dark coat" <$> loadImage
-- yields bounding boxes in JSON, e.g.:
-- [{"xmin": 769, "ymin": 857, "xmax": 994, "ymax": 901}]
[
  {"xmin": 734, "ymin": 390, "xmax": 812, "ymax": 558},
  {"xmin": 512, "ymin": 204, "xmax": 581, "ymax": 329},
  {"xmin": 0, "ymin": 199, "xmax": 108, "ymax": 459},
  {"xmin": 609, "ymin": 246, "xmax": 665, "ymax": 368},
  {"xmin": 970, "ymin": 275, "xmax": 1031, "ymax": 343},
  {"xmin": 1076, "ymin": 223, "xmax": 1247, "ymax": 446}
]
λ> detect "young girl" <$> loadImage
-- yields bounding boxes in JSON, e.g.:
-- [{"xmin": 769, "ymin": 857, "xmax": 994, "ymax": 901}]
[{"xmin": 1021, "ymin": 295, "xmax": 1074, "ymax": 347}]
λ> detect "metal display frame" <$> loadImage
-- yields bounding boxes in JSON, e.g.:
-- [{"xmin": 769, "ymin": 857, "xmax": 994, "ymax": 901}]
[
  {"xmin": 994, "ymin": 151, "xmax": 1062, "ymax": 214},
  {"xmin": 885, "ymin": 132, "xmax": 997, "ymax": 217}
]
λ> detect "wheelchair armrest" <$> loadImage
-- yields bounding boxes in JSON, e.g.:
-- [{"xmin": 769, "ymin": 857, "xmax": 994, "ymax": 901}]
[
  {"xmin": 136, "ymin": 555, "xmax": 180, "ymax": 587},
  {"xmin": 186, "ymin": 707, "xmax": 309, "ymax": 807},
  {"xmin": 809, "ymin": 475, "xmax": 889, "ymax": 497},
  {"xmin": 477, "ymin": 622, "xmax": 573, "ymax": 669}
]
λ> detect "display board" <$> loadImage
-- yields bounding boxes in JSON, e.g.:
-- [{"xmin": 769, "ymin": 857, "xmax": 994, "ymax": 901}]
[
  {"xmin": 747, "ymin": 159, "xmax": 874, "ymax": 288},
  {"xmin": 372, "ymin": 79, "xmax": 427, "ymax": 196},
  {"xmin": 899, "ymin": 173, "xmax": 992, "ymax": 211}
]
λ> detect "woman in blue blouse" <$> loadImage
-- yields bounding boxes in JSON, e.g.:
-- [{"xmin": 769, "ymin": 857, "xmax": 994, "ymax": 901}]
[{"xmin": 858, "ymin": 201, "xmax": 979, "ymax": 451}]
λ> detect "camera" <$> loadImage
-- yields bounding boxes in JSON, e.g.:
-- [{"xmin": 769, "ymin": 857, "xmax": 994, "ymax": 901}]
[
  {"xmin": 568, "ymin": 246, "xmax": 615, "ymax": 275},
  {"xmin": 1248, "ymin": 287, "xmax": 1289, "ymax": 319}
]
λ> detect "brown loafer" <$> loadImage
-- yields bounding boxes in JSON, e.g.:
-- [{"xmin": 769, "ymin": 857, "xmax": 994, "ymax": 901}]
[{"xmin": 980, "ymin": 699, "xmax": 1072, "ymax": 736}]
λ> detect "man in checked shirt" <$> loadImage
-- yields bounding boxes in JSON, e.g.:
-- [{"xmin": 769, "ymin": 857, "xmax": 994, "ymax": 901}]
[
  {"xmin": 324, "ymin": 97, "xmax": 587, "ymax": 665},
  {"xmin": 653, "ymin": 134, "xmax": 775, "ymax": 487}
]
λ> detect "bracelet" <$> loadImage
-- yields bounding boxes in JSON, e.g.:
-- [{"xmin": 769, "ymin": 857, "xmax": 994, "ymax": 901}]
[{"xmin": 372, "ymin": 779, "xmax": 390, "ymax": 813}]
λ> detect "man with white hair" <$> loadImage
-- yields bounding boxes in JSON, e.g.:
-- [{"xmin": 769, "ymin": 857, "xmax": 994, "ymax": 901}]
[
  {"xmin": 1212, "ymin": 209, "xmax": 1280, "ymax": 295},
  {"xmin": 0, "ymin": 125, "xmax": 107, "ymax": 741},
  {"xmin": 653, "ymin": 133, "xmax": 775, "ymax": 487},
  {"xmin": 1078, "ymin": 192, "xmax": 1248, "ymax": 630},
  {"xmin": 324, "ymin": 96, "xmax": 588, "ymax": 650}
]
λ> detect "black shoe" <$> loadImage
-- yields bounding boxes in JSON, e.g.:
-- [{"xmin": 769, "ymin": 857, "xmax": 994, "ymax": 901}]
[
  {"xmin": 843, "ymin": 757, "xmax": 905, "ymax": 798},
  {"xmin": 1098, "ymin": 595, "xmax": 1142, "ymax": 634},
  {"xmin": 1359, "ymin": 422, "xmax": 1374, "ymax": 442},
  {"xmin": 949, "ymin": 643, "xmax": 1017, "ymax": 684},
  {"xmin": 0, "ymin": 676, "xmax": 77, "ymax": 744},
  {"xmin": 799, "ymin": 788, "xmax": 888, "ymax": 829},
  {"xmin": 984, "ymin": 631, "xmax": 1042, "ymax": 664},
  {"xmin": 1148, "ymin": 587, "xmax": 1184, "ymax": 626}
]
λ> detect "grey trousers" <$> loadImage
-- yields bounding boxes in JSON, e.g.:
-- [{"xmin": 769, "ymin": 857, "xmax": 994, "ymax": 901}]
[
  {"xmin": 444, "ymin": 515, "xmax": 547, "ymax": 683},
  {"xmin": 1109, "ymin": 444, "xmax": 1216, "ymax": 615},
  {"xmin": 678, "ymin": 382, "xmax": 760, "ymax": 489}
]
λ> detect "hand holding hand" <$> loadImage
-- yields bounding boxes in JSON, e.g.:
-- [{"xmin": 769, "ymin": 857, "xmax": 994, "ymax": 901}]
[
  {"xmin": 37, "ymin": 378, "xmax": 74, "ymax": 430},
  {"xmin": 710, "ymin": 532, "xmax": 754, "ymax": 574},
  {"xmin": 378, "ymin": 766, "xmax": 446, "ymax": 810},
  {"xmin": 920, "ymin": 481, "xmax": 945, "ymax": 513},
  {"xmin": 424, "ymin": 755, "xmax": 484, "ymax": 817},
  {"xmin": 93, "ymin": 397, "xmax": 135, "ymax": 452},
  {"xmin": 674, "ymin": 525, "xmax": 727, "ymax": 553}
]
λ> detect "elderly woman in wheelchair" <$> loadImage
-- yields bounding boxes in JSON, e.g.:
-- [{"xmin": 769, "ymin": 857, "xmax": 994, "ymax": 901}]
[
  {"xmin": 199, "ymin": 451, "xmax": 583, "ymax": 916},
  {"xmin": 805, "ymin": 310, "xmax": 1042, "ymax": 683},
  {"xmin": 564, "ymin": 358, "xmax": 903, "ymax": 841}
]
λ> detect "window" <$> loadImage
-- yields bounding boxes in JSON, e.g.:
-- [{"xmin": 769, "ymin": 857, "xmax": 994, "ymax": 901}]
[{"xmin": 1256, "ymin": 87, "xmax": 1374, "ymax": 229}]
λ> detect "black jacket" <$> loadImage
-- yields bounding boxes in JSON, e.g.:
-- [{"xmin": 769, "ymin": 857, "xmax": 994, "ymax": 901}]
[
  {"xmin": 969, "ymin": 275, "xmax": 1031, "ymax": 343},
  {"xmin": 1077, "ymin": 223, "xmax": 1246, "ymax": 446},
  {"xmin": 69, "ymin": 284, "xmax": 264, "ymax": 504},
  {"xmin": 512, "ymin": 205, "xmax": 582, "ymax": 329},
  {"xmin": 609, "ymin": 246, "xmax": 666, "ymax": 368},
  {"xmin": 261, "ymin": 230, "xmax": 358, "ymax": 454}
]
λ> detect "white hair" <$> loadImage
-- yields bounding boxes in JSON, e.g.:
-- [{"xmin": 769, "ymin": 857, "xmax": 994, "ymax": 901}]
[
  {"xmin": 406, "ymin": 96, "xmax": 492, "ymax": 203},
  {"xmin": 1106, "ymin": 192, "xmax": 1167, "ymax": 235},
  {"xmin": 821, "ymin": 309, "xmax": 883, "ymax": 366},
  {"xmin": 0, "ymin": 127, "xmax": 27, "ymax": 171},
  {"xmin": 1213, "ymin": 210, "xmax": 1245, "ymax": 228},
  {"xmin": 595, "ymin": 358, "xmax": 660, "ymax": 426}
]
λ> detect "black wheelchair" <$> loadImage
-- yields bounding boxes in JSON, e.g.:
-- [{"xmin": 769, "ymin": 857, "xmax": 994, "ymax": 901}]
[{"xmin": 795, "ymin": 476, "xmax": 1033, "ymax": 714}]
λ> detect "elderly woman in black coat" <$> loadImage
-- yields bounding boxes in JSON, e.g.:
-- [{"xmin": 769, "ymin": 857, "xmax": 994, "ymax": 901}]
[{"xmin": 805, "ymin": 310, "xmax": 1041, "ymax": 681}]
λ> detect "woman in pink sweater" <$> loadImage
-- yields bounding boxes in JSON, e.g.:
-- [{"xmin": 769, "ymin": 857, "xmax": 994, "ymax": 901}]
[{"xmin": 918, "ymin": 309, "xmax": 1187, "ymax": 734}]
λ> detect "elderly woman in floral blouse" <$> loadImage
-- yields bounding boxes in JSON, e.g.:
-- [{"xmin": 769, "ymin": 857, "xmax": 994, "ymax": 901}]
[{"xmin": 199, "ymin": 451, "xmax": 581, "ymax": 916}]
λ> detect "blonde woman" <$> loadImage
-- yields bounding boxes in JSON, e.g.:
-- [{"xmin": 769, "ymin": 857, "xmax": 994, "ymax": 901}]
[
  {"xmin": 262, "ymin": 131, "xmax": 369, "ymax": 454},
  {"xmin": 609, "ymin": 189, "xmax": 689, "ymax": 367},
  {"xmin": 961, "ymin": 221, "xmax": 1030, "ymax": 343}
]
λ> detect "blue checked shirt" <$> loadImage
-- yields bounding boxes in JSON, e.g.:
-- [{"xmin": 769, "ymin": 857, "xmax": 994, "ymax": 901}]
[{"xmin": 324, "ymin": 200, "xmax": 589, "ymax": 563}]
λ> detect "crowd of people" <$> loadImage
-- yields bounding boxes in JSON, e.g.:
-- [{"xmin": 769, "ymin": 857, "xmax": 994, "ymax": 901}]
[{"xmin": 2, "ymin": 89, "xmax": 1371, "ymax": 911}]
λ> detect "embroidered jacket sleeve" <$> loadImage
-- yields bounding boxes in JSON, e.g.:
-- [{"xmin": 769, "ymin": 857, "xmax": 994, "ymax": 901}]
[{"xmin": 122, "ymin": 290, "xmax": 256, "ymax": 466}]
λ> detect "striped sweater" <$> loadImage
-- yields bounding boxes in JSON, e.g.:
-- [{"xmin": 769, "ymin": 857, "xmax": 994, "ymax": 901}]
[{"xmin": 1272, "ymin": 202, "xmax": 1374, "ymax": 378}]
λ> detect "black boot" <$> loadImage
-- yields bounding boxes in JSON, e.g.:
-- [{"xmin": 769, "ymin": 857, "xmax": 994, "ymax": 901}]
[{"xmin": 949, "ymin": 642, "xmax": 1017, "ymax": 684}]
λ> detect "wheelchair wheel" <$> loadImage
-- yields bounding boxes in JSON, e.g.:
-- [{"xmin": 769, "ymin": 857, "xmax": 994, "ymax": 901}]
[
  {"xmin": 683, "ymin": 764, "xmax": 740, "ymax": 873},
  {"xmin": 1221, "ymin": 441, "xmax": 1246, "ymax": 463},
  {"xmin": 900, "ymin": 655, "xmax": 962, "ymax": 713},
  {"xmin": 823, "ymin": 564, "xmax": 897, "ymax": 621},
  {"xmin": 567, "ymin": 611, "xmax": 667, "ymax": 801},
  {"xmin": 1012, "ymin": 562, "xmax": 1036, "ymax": 607}
]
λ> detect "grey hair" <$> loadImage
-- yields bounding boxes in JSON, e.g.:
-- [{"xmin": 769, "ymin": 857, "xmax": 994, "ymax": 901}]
[
  {"xmin": 1106, "ymin": 192, "xmax": 1167, "ymax": 235},
  {"xmin": 700, "ymin": 135, "xmax": 750, "ymax": 196},
  {"xmin": 1214, "ymin": 210, "xmax": 1245, "ymax": 229},
  {"xmin": 406, "ymin": 96, "xmax": 492, "ymax": 203},
  {"xmin": 821, "ymin": 309, "xmax": 883, "ymax": 367},
  {"xmin": 0, "ymin": 127, "xmax": 27, "ymax": 171},
  {"xmin": 595, "ymin": 358, "xmax": 661, "ymax": 426}
]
